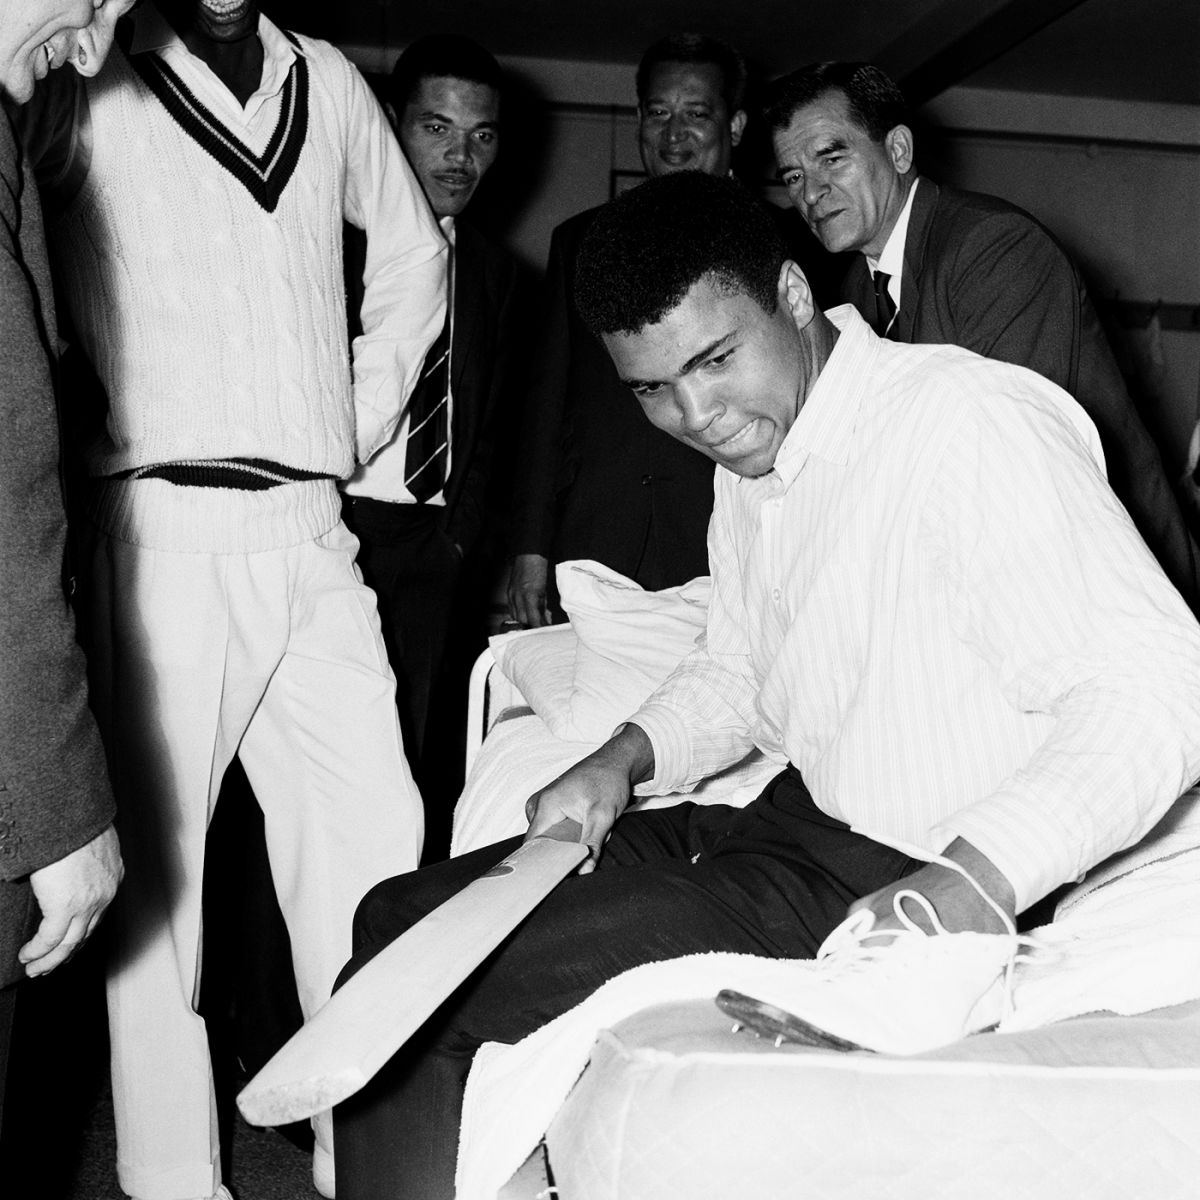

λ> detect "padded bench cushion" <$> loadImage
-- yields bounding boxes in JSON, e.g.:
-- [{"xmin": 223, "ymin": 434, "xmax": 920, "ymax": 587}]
[{"xmin": 545, "ymin": 997, "xmax": 1200, "ymax": 1200}]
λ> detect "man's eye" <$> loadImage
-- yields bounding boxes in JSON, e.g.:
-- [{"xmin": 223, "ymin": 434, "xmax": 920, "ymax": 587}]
[
  {"xmin": 782, "ymin": 171, "xmax": 803, "ymax": 189},
  {"xmin": 632, "ymin": 384, "xmax": 665, "ymax": 399},
  {"xmin": 475, "ymin": 131, "xmax": 496, "ymax": 145},
  {"xmin": 423, "ymin": 123, "xmax": 445, "ymax": 135},
  {"xmin": 706, "ymin": 351, "xmax": 732, "ymax": 370}
]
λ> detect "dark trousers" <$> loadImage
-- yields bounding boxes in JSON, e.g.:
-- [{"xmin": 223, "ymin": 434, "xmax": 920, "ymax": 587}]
[
  {"xmin": 341, "ymin": 495, "xmax": 461, "ymax": 777},
  {"xmin": 333, "ymin": 767, "xmax": 915, "ymax": 1199}
]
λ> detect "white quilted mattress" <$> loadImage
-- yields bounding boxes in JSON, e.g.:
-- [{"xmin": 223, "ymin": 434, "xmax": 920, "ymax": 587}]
[{"xmin": 545, "ymin": 997, "xmax": 1200, "ymax": 1200}]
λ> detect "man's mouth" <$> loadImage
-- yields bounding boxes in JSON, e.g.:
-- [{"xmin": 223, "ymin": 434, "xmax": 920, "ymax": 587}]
[
  {"xmin": 434, "ymin": 173, "xmax": 473, "ymax": 191},
  {"xmin": 706, "ymin": 420, "xmax": 758, "ymax": 455},
  {"xmin": 201, "ymin": 0, "xmax": 255, "ymax": 23}
]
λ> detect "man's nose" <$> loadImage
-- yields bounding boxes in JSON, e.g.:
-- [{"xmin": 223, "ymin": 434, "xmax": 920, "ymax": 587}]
[
  {"xmin": 676, "ymin": 382, "xmax": 723, "ymax": 433},
  {"xmin": 803, "ymin": 172, "xmax": 827, "ymax": 207},
  {"xmin": 664, "ymin": 113, "xmax": 688, "ymax": 142},
  {"xmin": 445, "ymin": 135, "xmax": 472, "ymax": 164}
]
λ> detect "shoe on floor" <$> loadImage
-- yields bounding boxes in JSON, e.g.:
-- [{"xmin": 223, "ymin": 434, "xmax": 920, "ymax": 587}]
[{"xmin": 717, "ymin": 889, "xmax": 1033, "ymax": 1056}]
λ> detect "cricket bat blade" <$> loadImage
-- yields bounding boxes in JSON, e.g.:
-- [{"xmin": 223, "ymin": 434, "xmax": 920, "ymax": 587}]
[{"xmin": 236, "ymin": 821, "xmax": 587, "ymax": 1127}]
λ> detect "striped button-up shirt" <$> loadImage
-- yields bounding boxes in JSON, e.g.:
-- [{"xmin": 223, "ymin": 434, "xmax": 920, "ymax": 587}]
[{"xmin": 633, "ymin": 306, "xmax": 1200, "ymax": 911}]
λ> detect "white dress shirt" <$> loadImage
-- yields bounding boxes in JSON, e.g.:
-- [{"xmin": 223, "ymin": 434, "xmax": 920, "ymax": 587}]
[{"xmin": 633, "ymin": 305, "xmax": 1200, "ymax": 911}]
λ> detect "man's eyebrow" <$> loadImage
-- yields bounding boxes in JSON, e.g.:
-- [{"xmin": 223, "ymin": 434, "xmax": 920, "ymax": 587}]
[
  {"xmin": 816, "ymin": 136, "xmax": 849, "ymax": 156},
  {"xmin": 621, "ymin": 333, "xmax": 735, "ymax": 389},
  {"xmin": 679, "ymin": 333, "xmax": 734, "ymax": 376},
  {"xmin": 777, "ymin": 134, "xmax": 850, "ymax": 177}
]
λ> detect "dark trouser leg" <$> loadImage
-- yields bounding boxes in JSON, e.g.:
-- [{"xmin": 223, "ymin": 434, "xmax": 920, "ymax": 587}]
[
  {"xmin": 341, "ymin": 496, "xmax": 461, "ymax": 774},
  {"xmin": 334, "ymin": 768, "xmax": 914, "ymax": 1200}
]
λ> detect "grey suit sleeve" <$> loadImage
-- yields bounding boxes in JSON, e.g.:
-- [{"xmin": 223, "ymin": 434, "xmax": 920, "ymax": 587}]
[{"xmin": 0, "ymin": 111, "xmax": 114, "ymax": 886}]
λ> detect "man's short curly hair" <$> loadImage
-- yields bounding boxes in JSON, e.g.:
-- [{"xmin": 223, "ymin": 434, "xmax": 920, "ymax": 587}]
[
  {"xmin": 387, "ymin": 34, "xmax": 504, "ymax": 113},
  {"xmin": 575, "ymin": 172, "xmax": 785, "ymax": 338}
]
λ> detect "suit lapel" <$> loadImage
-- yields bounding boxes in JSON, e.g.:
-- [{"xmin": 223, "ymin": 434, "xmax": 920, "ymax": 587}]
[{"xmin": 449, "ymin": 227, "xmax": 480, "ymax": 457}]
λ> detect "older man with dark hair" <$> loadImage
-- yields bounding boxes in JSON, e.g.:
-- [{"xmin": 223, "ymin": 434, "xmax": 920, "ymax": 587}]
[
  {"xmin": 765, "ymin": 60, "xmax": 1200, "ymax": 612},
  {"xmin": 334, "ymin": 170, "xmax": 1200, "ymax": 1200},
  {"xmin": 506, "ymin": 33, "xmax": 838, "ymax": 628}
]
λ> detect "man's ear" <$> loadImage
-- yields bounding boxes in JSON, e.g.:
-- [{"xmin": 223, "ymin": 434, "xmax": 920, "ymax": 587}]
[
  {"xmin": 780, "ymin": 261, "xmax": 815, "ymax": 328},
  {"xmin": 383, "ymin": 101, "xmax": 399, "ymax": 134},
  {"xmin": 884, "ymin": 124, "xmax": 914, "ymax": 176},
  {"xmin": 729, "ymin": 109, "xmax": 748, "ymax": 148}
]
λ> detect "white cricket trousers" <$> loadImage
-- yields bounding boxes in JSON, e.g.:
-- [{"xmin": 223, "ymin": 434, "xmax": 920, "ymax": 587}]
[{"xmin": 88, "ymin": 517, "xmax": 423, "ymax": 1200}]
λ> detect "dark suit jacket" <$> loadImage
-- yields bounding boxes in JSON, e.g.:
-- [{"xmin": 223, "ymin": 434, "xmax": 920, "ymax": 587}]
[
  {"xmin": 509, "ymin": 205, "xmax": 713, "ymax": 590},
  {"xmin": 1, "ymin": 109, "xmax": 114, "ymax": 989},
  {"xmin": 843, "ymin": 177, "xmax": 1200, "ymax": 612},
  {"xmin": 509, "ymin": 196, "xmax": 844, "ymax": 591},
  {"xmin": 440, "ymin": 219, "xmax": 522, "ymax": 555}
]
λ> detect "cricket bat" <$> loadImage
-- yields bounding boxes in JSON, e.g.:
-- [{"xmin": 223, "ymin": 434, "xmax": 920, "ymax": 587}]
[{"xmin": 236, "ymin": 819, "xmax": 588, "ymax": 1128}]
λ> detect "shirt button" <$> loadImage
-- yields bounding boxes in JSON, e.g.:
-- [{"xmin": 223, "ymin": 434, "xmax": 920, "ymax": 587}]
[
  {"xmin": 641, "ymin": 474, "xmax": 653, "ymax": 486},
  {"xmin": 772, "ymin": 588, "xmax": 782, "ymax": 603}
]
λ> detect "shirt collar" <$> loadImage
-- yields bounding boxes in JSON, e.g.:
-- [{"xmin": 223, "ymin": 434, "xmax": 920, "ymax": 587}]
[
  {"xmin": 131, "ymin": 4, "xmax": 301, "ymax": 102},
  {"xmin": 868, "ymin": 174, "xmax": 919, "ymax": 280},
  {"xmin": 769, "ymin": 304, "xmax": 878, "ymax": 486}
]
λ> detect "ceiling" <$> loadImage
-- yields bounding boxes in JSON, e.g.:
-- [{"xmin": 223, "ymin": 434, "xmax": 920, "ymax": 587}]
[{"xmin": 276, "ymin": 0, "xmax": 1200, "ymax": 108}]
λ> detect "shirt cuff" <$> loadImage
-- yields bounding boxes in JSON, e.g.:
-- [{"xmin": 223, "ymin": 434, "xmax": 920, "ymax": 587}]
[
  {"xmin": 627, "ymin": 701, "xmax": 696, "ymax": 796},
  {"xmin": 932, "ymin": 788, "xmax": 1091, "ymax": 914}
]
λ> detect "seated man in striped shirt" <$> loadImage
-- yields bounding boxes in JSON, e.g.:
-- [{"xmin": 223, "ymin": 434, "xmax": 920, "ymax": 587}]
[{"xmin": 333, "ymin": 170, "xmax": 1200, "ymax": 1200}]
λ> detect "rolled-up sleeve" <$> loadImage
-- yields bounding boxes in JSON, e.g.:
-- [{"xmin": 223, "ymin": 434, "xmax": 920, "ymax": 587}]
[{"xmin": 632, "ymin": 481, "xmax": 760, "ymax": 794}]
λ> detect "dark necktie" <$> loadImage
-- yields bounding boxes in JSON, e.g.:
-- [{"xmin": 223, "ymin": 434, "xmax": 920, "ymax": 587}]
[
  {"xmin": 872, "ymin": 270, "xmax": 897, "ymax": 335},
  {"xmin": 404, "ymin": 317, "xmax": 451, "ymax": 502}
]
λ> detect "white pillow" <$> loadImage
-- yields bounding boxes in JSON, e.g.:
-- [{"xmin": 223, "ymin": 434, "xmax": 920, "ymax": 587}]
[
  {"xmin": 555, "ymin": 561, "xmax": 710, "ymax": 742},
  {"xmin": 488, "ymin": 561, "xmax": 711, "ymax": 743},
  {"xmin": 488, "ymin": 625, "xmax": 578, "ymax": 720}
]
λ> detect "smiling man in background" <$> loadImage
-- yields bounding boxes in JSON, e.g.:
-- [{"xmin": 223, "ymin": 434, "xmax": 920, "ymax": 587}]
[{"xmin": 506, "ymin": 32, "xmax": 838, "ymax": 627}]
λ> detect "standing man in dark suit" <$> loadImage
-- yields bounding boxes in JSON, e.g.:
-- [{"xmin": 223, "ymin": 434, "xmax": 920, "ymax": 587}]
[
  {"xmin": 1, "ymin": 0, "xmax": 126, "ymax": 1132},
  {"xmin": 765, "ymin": 60, "xmax": 1200, "ymax": 612},
  {"xmin": 343, "ymin": 36, "xmax": 522, "ymax": 806},
  {"xmin": 507, "ymin": 32, "xmax": 840, "ymax": 627}
]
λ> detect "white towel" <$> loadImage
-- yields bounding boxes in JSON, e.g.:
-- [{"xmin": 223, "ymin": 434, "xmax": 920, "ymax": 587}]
[
  {"xmin": 1002, "ymin": 846, "xmax": 1200, "ymax": 1031},
  {"xmin": 455, "ymin": 951, "xmax": 820, "ymax": 1200}
]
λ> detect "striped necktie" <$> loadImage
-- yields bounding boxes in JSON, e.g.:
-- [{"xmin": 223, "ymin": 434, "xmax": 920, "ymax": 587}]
[
  {"xmin": 404, "ymin": 317, "xmax": 451, "ymax": 502},
  {"xmin": 872, "ymin": 270, "xmax": 897, "ymax": 336}
]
